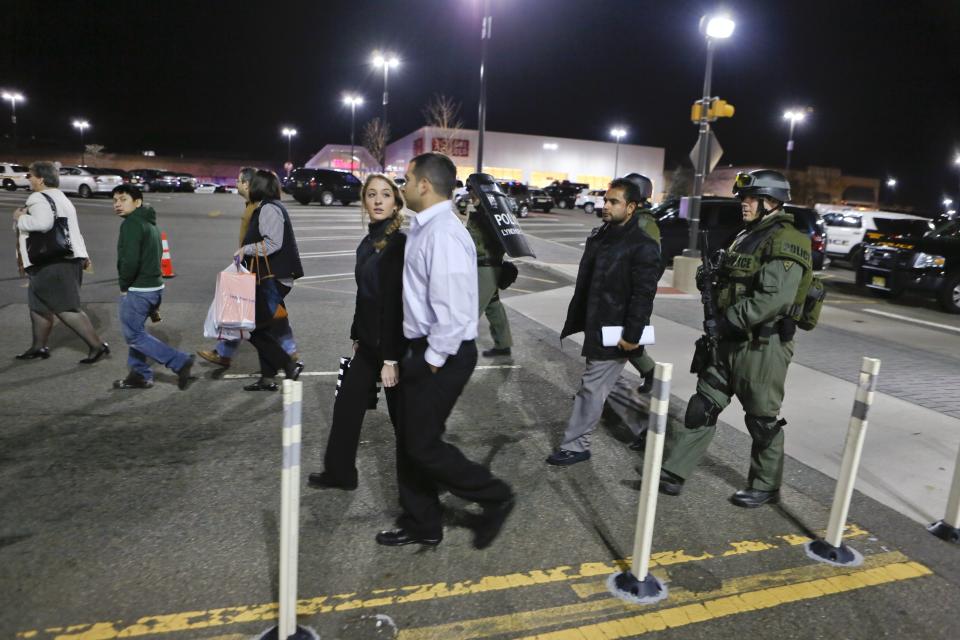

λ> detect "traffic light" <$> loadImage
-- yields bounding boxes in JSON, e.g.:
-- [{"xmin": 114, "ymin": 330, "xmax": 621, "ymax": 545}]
[
  {"xmin": 709, "ymin": 99, "xmax": 735, "ymax": 119},
  {"xmin": 691, "ymin": 101, "xmax": 705, "ymax": 122}
]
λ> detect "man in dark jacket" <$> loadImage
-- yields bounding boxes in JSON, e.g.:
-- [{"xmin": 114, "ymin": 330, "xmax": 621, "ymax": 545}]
[
  {"xmin": 111, "ymin": 184, "xmax": 194, "ymax": 390},
  {"xmin": 547, "ymin": 178, "xmax": 661, "ymax": 466}
]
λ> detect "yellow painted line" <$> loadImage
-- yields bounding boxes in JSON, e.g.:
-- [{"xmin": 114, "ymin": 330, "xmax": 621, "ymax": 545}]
[
  {"xmin": 207, "ymin": 210, "xmax": 222, "ymax": 218},
  {"xmin": 13, "ymin": 525, "xmax": 870, "ymax": 640},
  {"xmin": 517, "ymin": 559, "xmax": 931, "ymax": 640},
  {"xmin": 399, "ymin": 552, "xmax": 921, "ymax": 640}
]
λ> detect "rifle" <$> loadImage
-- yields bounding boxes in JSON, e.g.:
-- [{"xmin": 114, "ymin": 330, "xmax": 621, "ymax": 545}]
[{"xmin": 690, "ymin": 230, "xmax": 726, "ymax": 375}]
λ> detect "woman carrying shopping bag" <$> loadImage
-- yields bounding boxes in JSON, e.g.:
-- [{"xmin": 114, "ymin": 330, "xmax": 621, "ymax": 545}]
[
  {"xmin": 308, "ymin": 174, "xmax": 406, "ymax": 490},
  {"xmin": 234, "ymin": 170, "xmax": 303, "ymax": 391}
]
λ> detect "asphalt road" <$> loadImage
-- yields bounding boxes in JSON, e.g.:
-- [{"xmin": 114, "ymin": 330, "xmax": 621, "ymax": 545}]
[{"xmin": 1, "ymin": 191, "xmax": 959, "ymax": 640}]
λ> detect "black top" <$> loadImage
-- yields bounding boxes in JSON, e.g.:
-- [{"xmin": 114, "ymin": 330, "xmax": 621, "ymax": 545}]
[
  {"xmin": 242, "ymin": 200, "xmax": 304, "ymax": 280},
  {"xmin": 350, "ymin": 219, "xmax": 407, "ymax": 361},
  {"xmin": 560, "ymin": 213, "xmax": 662, "ymax": 360}
]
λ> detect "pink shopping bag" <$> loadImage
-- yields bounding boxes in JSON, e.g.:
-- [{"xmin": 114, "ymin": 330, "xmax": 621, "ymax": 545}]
[{"xmin": 214, "ymin": 261, "xmax": 256, "ymax": 330}]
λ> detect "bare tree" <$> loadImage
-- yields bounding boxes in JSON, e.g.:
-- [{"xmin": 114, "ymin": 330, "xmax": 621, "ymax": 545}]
[
  {"xmin": 422, "ymin": 94, "xmax": 463, "ymax": 156},
  {"xmin": 362, "ymin": 118, "xmax": 390, "ymax": 170},
  {"xmin": 666, "ymin": 166, "xmax": 694, "ymax": 199}
]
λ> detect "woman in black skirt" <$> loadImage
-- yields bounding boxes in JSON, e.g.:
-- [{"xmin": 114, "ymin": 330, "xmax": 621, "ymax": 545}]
[
  {"xmin": 308, "ymin": 174, "xmax": 406, "ymax": 490},
  {"xmin": 13, "ymin": 161, "xmax": 109, "ymax": 363}
]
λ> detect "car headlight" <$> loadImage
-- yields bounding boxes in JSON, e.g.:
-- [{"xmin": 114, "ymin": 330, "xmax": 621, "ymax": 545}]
[
  {"xmin": 863, "ymin": 247, "xmax": 875, "ymax": 261},
  {"xmin": 912, "ymin": 252, "xmax": 946, "ymax": 268}
]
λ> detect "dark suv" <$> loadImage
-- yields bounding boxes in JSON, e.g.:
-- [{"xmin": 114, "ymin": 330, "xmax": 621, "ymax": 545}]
[
  {"xmin": 498, "ymin": 181, "xmax": 533, "ymax": 218},
  {"xmin": 543, "ymin": 180, "xmax": 588, "ymax": 209},
  {"xmin": 130, "ymin": 168, "xmax": 179, "ymax": 192},
  {"xmin": 653, "ymin": 197, "xmax": 827, "ymax": 269},
  {"xmin": 858, "ymin": 217, "xmax": 959, "ymax": 313},
  {"xmin": 289, "ymin": 168, "xmax": 361, "ymax": 206}
]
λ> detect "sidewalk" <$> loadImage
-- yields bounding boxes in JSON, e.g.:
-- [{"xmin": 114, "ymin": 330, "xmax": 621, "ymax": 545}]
[{"xmin": 505, "ymin": 252, "xmax": 960, "ymax": 527}]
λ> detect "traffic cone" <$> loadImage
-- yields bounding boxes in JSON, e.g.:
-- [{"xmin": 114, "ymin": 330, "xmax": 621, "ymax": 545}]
[{"xmin": 160, "ymin": 231, "xmax": 176, "ymax": 278}]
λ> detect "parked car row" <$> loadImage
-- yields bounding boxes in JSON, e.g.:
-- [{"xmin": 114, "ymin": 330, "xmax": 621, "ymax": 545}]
[{"xmin": 0, "ymin": 162, "xmax": 31, "ymax": 191}]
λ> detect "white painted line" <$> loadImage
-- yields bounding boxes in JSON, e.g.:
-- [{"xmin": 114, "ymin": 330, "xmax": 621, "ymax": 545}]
[
  {"xmin": 861, "ymin": 308, "xmax": 960, "ymax": 333},
  {"xmin": 294, "ymin": 226, "xmax": 371, "ymax": 231},
  {"xmin": 300, "ymin": 251, "xmax": 355, "ymax": 258},
  {"xmin": 221, "ymin": 364, "xmax": 520, "ymax": 379},
  {"xmin": 297, "ymin": 236, "xmax": 364, "ymax": 241},
  {"xmin": 299, "ymin": 272, "xmax": 354, "ymax": 280},
  {"xmin": 516, "ymin": 274, "xmax": 558, "ymax": 284}
]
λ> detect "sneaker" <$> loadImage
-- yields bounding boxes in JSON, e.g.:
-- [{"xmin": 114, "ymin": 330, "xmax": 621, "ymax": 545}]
[
  {"xmin": 113, "ymin": 373, "xmax": 153, "ymax": 390},
  {"xmin": 545, "ymin": 449, "xmax": 591, "ymax": 466},
  {"xmin": 197, "ymin": 350, "xmax": 231, "ymax": 368}
]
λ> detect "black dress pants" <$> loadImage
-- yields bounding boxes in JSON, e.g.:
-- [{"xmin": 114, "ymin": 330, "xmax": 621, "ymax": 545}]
[
  {"xmin": 394, "ymin": 338, "xmax": 512, "ymax": 538},
  {"xmin": 322, "ymin": 345, "xmax": 399, "ymax": 485},
  {"xmin": 249, "ymin": 282, "xmax": 292, "ymax": 378}
]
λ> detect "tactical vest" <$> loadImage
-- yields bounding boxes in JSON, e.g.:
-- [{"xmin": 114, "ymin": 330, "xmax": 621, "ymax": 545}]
[
  {"xmin": 716, "ymin": 212, "xmax": 815, "ymax": 330},
  {"xmin": 636, "ymin": 209, "xmax": 660, "ymax": 245}
]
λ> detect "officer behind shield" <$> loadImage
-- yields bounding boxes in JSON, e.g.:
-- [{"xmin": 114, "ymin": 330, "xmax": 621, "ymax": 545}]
[
  {"xmin": 466, "ymin": 186, "xmax": 514, "ymax": 358},
  {"xmin": 656, "ymin": 170, "xmax": 812, "ymax": 508}
]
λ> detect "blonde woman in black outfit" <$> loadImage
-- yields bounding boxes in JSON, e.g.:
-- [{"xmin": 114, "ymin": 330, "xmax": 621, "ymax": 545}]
[{"xmin": 308, "ymin": 174, "xmax": 406, "ymax": 490}]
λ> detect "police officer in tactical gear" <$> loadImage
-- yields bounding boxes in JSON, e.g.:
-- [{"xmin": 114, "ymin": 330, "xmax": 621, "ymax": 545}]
[
  {"xmin": 465, "ymin": 187, "xmax": 514, "ymax": 357},
  {"xmin": 657, "ymin": 169, "xmax": 812, "ymax": 508}
]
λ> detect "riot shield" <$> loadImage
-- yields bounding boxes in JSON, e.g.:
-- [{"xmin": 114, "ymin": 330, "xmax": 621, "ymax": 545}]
[{"xmin": 466, "ymin": 173, "xmax": 536, "ymax": 258}]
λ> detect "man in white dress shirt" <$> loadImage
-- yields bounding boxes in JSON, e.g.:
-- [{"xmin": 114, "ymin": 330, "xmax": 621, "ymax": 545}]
[{"xmin": 375, "ymin": 152, "xmax": 514, "ymax": 550}]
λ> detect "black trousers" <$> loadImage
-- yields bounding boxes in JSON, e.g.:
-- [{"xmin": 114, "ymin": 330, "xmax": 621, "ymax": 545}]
[
  {"xmin": 322, "ymin": 345, "xmax": 399, "ymax": 485},
  {"xmin": 394, "ymin": 338, "xmax": 512, "ymax": 538},
  {"xmin": 249, "ymin": 282, "xmax": 292, "ymax": 378}
]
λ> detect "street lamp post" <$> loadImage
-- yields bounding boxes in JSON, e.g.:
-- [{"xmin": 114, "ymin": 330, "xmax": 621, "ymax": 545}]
[
  {"xmin": 783, "ymin": 109, "xmax": 808, "ymax": 170},
  {"xmin": 686, "ymin": 14, "xmax": 735, "ymax": 256},
  {"xmin": 2, "ymin": 91, "xmax": 25, "ymax": 148},
  {"xmin": 372, "ymin": 51, "xmax": 400, "ymax": 132},
  {"xmin": 610, "ymin": 127, "xmax": 626, "ymax": 178},
  {"xmin": 72, "ymin": 120, "xmax": 90, "ymax": 165},
  {"xmin": 281, "ymin": 127, "xmax": 297, "ymax": 172},
  {"xmin": 343, "ymin": 95, "xmax": 363, "ymax": 176},
  {"xmin": 476, "ymin": 0, "xmax": 492, "ymax": 173},
  {"xmin": 954, "ymin": 155, "xmax": 960, "ymax": 203}
]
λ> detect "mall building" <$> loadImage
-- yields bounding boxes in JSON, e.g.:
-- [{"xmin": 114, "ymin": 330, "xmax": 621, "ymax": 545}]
[{"xmin": 382, "ymin": 126, "xmax": 665, "ymax": 193}]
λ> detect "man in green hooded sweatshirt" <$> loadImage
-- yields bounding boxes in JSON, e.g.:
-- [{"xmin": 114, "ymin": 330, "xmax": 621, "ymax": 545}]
[{"xmin": 111, "ymin": 184, "xmax": 194, "ymax": 390}]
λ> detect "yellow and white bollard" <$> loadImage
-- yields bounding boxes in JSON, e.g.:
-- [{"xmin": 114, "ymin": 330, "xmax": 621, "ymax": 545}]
[
  {"xmin": 608, "ymin": 362, "xmax": 672, "ymax": 604},
  {"xmin": 928, "ymin": 443, "xmax": 960, "ymax": 544},
  {"xmin": 805, "ymin": 357, "xmax": 880, "ymax": 566},
  {"xmin": 259, "ymin": 380, "xmax": 317, "ymax": 640}
]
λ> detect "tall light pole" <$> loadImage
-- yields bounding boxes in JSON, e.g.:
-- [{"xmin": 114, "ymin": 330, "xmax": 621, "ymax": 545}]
[
  {"xmin": 783, "ymin": 109, "xmax": 808, "ymax": 170},
  {"xmin": 281, "ymin": 127, "xmax": 297, "ymax": 172},
  {"xmin": 954, "ymin": 155, "xmax": 960, "ymax": 204},
  {"xmin": 2, "ymin": 91, "xmax": 25, "ymax": 148},
  {"xmin": 686, "ymin": 14, "xmax": 735, "ymax": 256},
  {"xmin": 610, "ymin": 127, "xmax": 627, "ymax": 178},
  {"xmin": 72, "ymin": 120, "xmax": 90, "ymax": 165},
  {"xmin": 343, "ymin": 95, "xmax": 363, "ymax": 176},
  {"xmin": 371, "ymin": 51, "xmax": 400, "ymax": 133},
  {"xmin": 476, "ymin": 0, "xmax": 493, "ymax": 173}
]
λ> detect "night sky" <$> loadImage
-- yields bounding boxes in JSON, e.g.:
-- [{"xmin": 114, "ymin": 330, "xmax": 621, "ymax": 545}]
[{"xmin": 4, "ymin": 0, "xmax": 959, "ymax": 211}]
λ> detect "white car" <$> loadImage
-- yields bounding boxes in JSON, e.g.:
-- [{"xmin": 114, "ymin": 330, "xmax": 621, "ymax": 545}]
[
  {"xmin": 0, "ymin": 162, "xmax": 30, "ymax": 191},
  {"xmin": 196, "ymin": 182, "xmax": 228, "ymax": 194},
  {"xmin": 816, "ymin": 205, "xmax": 930, "ymax": 264},
  {"xmin": 575, "ymin": 189, "xmax": 606, "ymax": 215},
  {"xmin": 58, "ymin": 166, "xmax": 124, "ymax": 198}
]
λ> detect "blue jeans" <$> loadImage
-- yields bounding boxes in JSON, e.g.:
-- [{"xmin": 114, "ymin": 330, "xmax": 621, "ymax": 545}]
[
  {"xmin": 215, "ymin": 325, "xmax": 296, "ymax": 359},
  {"xmin": 119, "ymin": 291, "xmax": 190, "ymax": 381}
]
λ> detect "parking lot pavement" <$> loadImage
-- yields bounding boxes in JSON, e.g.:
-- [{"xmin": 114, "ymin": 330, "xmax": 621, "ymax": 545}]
[{"xmin": 3, "ymin": 193, "xmax": 960, "ymax": 639}]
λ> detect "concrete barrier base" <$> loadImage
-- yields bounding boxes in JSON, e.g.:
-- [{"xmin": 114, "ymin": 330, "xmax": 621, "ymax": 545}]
[{"xmin": 671, "ymin": 256, "xmax": 700, "ymax": 294}]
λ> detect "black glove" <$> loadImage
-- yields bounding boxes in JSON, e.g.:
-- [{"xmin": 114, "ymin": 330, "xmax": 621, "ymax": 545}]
[{"xmin": 718, "ymin": 317, "xmax": 747, "ymax": 341}]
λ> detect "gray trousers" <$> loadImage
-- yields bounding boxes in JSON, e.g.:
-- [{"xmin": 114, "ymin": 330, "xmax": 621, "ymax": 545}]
[{"xmin": 561, "ymin": 358, "xmax": 642, "ymax": 453}]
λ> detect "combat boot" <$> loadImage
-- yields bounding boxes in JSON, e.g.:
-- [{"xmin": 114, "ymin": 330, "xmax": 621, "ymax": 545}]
[{"xmin": 730, "ymin": 488, "xmax": 779, "ymax": 508}]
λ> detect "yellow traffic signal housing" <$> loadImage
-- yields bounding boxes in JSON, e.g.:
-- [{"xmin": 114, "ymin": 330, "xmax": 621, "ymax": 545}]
[
  {"xmin": 691, "ymin": 102, "xmax": 704, "ymax": 122},
  {"xmin": 709, "ymin": 99, "xmax": 735, "ymax": 119}
]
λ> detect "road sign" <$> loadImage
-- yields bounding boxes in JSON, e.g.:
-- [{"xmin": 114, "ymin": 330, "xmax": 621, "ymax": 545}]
[{"xmin": 689, "ymin": 128, "xmax": 724, "ymax": 175}]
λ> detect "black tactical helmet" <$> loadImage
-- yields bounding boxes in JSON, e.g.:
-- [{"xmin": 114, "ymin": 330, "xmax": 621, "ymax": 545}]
[
  {"xmin": 622, "ymin": 173, "xmax": 653, "ymax": 201},
  {"xmin": 732, "ymin": 169, "xmax": 791, "ymax": 203}
]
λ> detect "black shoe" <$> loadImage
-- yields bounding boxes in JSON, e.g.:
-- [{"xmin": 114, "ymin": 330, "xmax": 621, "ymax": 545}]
[
  {"xmin": 375, "ymin": 528, "xmax": 442, "ymax": 547},
  {"xmin": 244, "ymin": 378, "xmax": 278, "ymax": 392},
  {"xmin": 546, "ymin": 449, "xmax": 591, "ymax": 466},
  {"xmin": 113, "ymin": 373, "xmax": 153, "ymax": 390},
  {"xmin": 482, "ymin": 347, "xmax": 511, "ymax": 357},
  {"xmin": 79, "ymin": 343, "xmax": 110, "ymax": 364},
  {"xmin": 15, "ymin": 347, "xmax": 50, "ymax": 360},
  {"xmin": 637, "ymin": 465, "xmax": 685, "ymax": 496},
  {"xmin": 730, "ymin": 488, "xmax": 780, "ymax": 508},
  {"xmin": 285, "ymin": 360, "xmax": 305, "ymax": 381},
  {"xmin": 638, "ymin": 369, "xmax": 655, "ymax": 394},
  {"xmin": 474, "ymin": 496, "xmax": 516, "ymax": 550},
  {"xmin": 307, "ymin": 471, "xmax": 358, "ymax": 490},
  {"xmin": 176, "ymin": 355, "xmax": 195, "ymax": 390},
  {"xmin": 628, "ymin": 432, "xmax": 647, "ymax": 452}
]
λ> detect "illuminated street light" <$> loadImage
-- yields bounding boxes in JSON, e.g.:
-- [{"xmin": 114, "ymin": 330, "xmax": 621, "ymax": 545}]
[
  {"xmin": 281, "ymin": 127, "xmax": 297, "ymax": 167},
  {"xmin": 371, "ymin": 51, "xmax": 401, "ymax": 131},
  {"xmin": 342, "ymin": 94, "xmax": 364, "ymax": 176},
  {"xmin": 886, "ymin": 177, "xmax": 897, "ymax": 188},
  {"xmin": 945, "ymin": 198, "xmax": 954, "ymax": 207},
  {"xmin": 783, "ymin": 109, "xmax": 809, "ymax": 171},
  {"xmin": 610, "ymin": 127, "xmax": 627, "ymax": 177},
  {"xmin": 687, "ymin": 13, "xmax": 736, "ymax": 256},
  {"xmin": 72, "ymin": 120, "xmax": 91, "ymax": 165},
  {"xmin": 2, "ymin": 91, "xmax": 25, "ymax": 148}
]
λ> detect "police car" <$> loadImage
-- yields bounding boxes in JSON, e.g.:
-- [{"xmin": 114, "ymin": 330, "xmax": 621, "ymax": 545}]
[
  {"xmin": 0, "ymin": 162, "xmax": 30, "ymax": 191},
  {"xmin": 815, "ymin": 205, "xmax": 927, "ymax": 267},
  {"xmin": 574, "ymin": 189, "xmax": 606, "ymax": 215}
]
